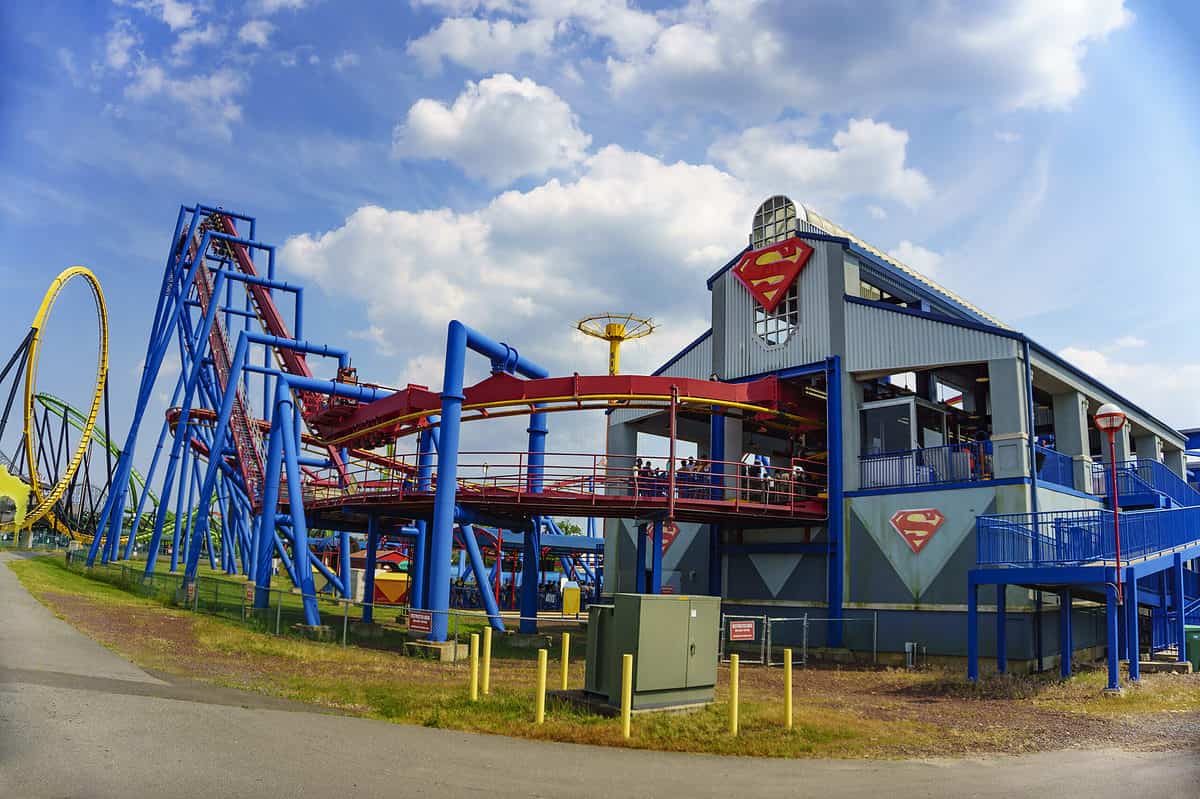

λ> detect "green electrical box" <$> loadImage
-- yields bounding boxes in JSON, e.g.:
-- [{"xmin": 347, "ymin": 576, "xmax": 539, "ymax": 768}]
[
  {"xmin": 1186, "ymin": 625, "xmax": 1200, "ymax": 672},
  {"xmin": 585, "ymin": 593, "xmax": 720, "ymax": 710}
]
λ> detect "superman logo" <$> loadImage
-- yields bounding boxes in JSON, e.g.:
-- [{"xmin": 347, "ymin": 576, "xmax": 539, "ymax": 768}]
[
  {"xmin": 888, "ymin": 508, "xmax": 945, "ymax": 555},
  {"xmin": 732, "ymin": 237, "xmax": 814, "ymax": 313}
]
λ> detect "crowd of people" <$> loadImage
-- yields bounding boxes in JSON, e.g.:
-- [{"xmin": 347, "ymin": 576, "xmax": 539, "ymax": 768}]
[{"xmin": 631, "ymin": 456, "xmax": 819, "ymax": 503}]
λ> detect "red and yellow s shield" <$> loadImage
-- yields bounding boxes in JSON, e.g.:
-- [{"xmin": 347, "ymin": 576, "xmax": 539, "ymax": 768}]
[
  {"xmin": 732, "ymin": 237, "xmax": 814, "ymax": 313},
  {"xmin": 888, "ymin": 508, "xmax": 946, "ymax": 554}
]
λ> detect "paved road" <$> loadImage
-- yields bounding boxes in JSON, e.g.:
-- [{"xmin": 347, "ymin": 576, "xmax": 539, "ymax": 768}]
[{"xmin": 1, "ymin": 552, "xmax": 1197, "ymax": 799}]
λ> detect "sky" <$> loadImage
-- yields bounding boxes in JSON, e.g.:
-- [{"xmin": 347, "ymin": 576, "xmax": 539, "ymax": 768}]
[{"xmin": 2, "ymin": 0, "xmax": 1200, "ymax": 469}]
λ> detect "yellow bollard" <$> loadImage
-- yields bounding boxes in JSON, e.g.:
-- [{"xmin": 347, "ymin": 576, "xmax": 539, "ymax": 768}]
[
  {"xmin": 482, "ymin": 626, "xmax": 492, "ymax": 695},
  {"xmin": 469, "ymin": 633, "xmax": 479, "ymax": 702},
  {"xmin": 560, "ymin": 632, "xmax": 571, "ymax": 691},
  {"xmin": 535, "ymin": 648, "xmax": 548, "ymax": 724},
  {"xmin": 783, "ymin": 647, "xmax": 793, "ymax": 730},
  {"xmin": 729, "ymin": 654, "xmax": 740, "ymax": 736},
  {"xmin": 620, "ymin": 653, "xmax": 633, "ymax": 740}
]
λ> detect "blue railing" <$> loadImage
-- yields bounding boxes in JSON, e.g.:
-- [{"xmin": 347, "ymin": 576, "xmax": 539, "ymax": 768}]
[
  {"xmin": 860, "ymin": 442, "xmax": 992, "ymax": 489},
  {"xmin": 1033, "ymin": 444, "xmax": 1073, "ymax": 490},
  {"xmin": 977, "ymin": 505, "xmax": 1200, "ymax": 567},
  {"xmin": 1091, "ymin": 459, "xmax": 1200, "ymax": 507}
]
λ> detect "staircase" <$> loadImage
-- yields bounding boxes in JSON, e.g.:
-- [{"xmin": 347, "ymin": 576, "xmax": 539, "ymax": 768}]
[{"xmin": 1094, "ymin": 459, "xmax": 1200, "ymax": 511}]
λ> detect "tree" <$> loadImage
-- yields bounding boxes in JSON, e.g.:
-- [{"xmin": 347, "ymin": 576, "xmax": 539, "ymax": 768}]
[{"xmin": 556, "ymin": 519, "xmax": 583, "ymax": 536}]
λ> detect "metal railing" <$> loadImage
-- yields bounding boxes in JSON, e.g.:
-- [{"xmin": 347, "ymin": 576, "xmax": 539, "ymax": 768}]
[
  {"xmin": 300, "ymin": 450, "xmax": 828, "ymax": 513},
  {"xmin": 1034, "ymin": 444, "xmax": 1074, "ymax": 490},
  {"xmin": 859, "ymin": 441, "xmax": 992, "ymax": 490},
  {"xmin": 1091, "ymin": 459, "xmax": 1200, "ymax": 508},
  {"xmin": 978, "ymin": 505, "xmax": 1200, "ymax": 566}
]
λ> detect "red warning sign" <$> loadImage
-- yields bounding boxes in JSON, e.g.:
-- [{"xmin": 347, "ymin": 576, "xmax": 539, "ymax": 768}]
[
  {"xmin": 729, "ymin": 619, "xmax": 757, "ymax": 641},
  {"xmin": 408, "ymin": 609, "xmax": 433, "ymax": 634}
]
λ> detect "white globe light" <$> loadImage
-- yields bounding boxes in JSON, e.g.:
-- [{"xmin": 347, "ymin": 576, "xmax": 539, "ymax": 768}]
[{"xmin": 1094, "ymin": 402, "xmax": 1126, "ymax": 433}]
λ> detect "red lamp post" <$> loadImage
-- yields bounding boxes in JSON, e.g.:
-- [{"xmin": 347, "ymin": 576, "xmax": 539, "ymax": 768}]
[{"xmin": 1094, "ymin": 403, "xmax": 1127, "ymax": 604}]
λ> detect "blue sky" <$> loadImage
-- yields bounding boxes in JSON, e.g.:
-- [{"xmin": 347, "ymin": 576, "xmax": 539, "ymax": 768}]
[{"xmin": 2, "ymin": 0, "xmax": 1199, "ymax": 464}]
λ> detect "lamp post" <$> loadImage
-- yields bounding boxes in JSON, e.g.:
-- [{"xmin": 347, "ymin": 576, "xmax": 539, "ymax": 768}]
[{"xmin": 1094, "ymin": 403, "xmax": 1127, "ymax": 604}]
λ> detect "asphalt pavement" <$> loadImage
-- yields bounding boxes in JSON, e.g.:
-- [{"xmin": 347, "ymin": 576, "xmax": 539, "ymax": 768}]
[{"xmin": 2, "ymin": 551, "xmax": 1197, "ymax": 798}]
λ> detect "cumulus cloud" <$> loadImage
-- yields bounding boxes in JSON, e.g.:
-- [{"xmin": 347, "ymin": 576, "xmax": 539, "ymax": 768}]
[
  {"xmin": 604, "ymin": 1, "xmax": 1130, "ymax": 119},
  {"xmin": 408, "ymin": 17, "xmax": 555, "ymax": 74},
  {"xmin": 889, "ymin": 240, "xmax": 944, "ymax": 278},
  {"xmin": 238, "ymin": 20, "xmax": 275, "ymax": 48},
  {"xmin": 252, "ymin": 0, "xmax": 309, "ymax": 12},
  {"xmin": 709, "ymin": 119, "xmax": 932, "ymax": 211},
  {"xmin": 282, "ymin": 145, "xmax": 753, "ymax": 379},
  {"xmin": 393, "ymin": 74, "xmax": 591, "ymax": 186}
]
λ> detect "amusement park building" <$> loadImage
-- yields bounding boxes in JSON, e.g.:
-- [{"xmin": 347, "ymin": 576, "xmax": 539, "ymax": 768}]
[{"xmin": 604, "ymin": 195, "xmax": 1192, "ymax": 667}]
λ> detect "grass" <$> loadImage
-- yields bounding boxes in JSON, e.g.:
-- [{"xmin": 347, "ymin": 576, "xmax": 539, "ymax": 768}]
[{"xmin": 10, "ymin": 554, "xmax": 1200, "ymax": 759}]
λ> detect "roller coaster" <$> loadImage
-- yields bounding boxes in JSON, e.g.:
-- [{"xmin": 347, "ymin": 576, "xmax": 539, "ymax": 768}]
[{"xmin": 3, "ymin": 203, "xmax": 832, "ymax": 644}]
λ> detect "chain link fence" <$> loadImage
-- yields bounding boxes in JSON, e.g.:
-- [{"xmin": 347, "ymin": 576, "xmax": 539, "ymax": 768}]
[
  {"xmin": 765, "ymin": 613, "xmax": 879, "ymax": 667},
  {"xmin": 61, "ymin": 550, "xmax": 573, "ymax": 653}
]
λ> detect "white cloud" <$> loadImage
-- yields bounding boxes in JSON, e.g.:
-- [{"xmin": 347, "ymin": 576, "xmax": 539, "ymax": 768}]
[
  {"xmin": 104, "ymin": 20, "xmax": 140, "ymax": 70},
  {"xmin": 408, "ymin": 17, "xmax": 555, "ymax": 74},
  {"xmin": 333, "ymin": 51, "xmax": 360, "ymax": 71},
  {"xmin": 252, "ymin": 0, "xmax": 309, "ymax": 12},
  {"xmin": 116, "ymin": 0, "xmax": 198, "ymax": 31},
  {"xmin": 126, "ymin": 65, "xmax": 246, "ymax": 136},
  {"xmin": 602, "ymin": 0, "xmax": 1132, "ymax": 119},
  {"xmin": 889, "ymin": 240, "xmax": 944, "ymax": 278},
  {"xmin": 709, "ymin": 119, "xmax": 932, "ymax": 211},
  {"xmin": 995, "ymin": 130, "xmax": 1021, "ymax": 143},
  {"xmin": 1114, "ymin": 335, "xmax": 1146, "ymax": 349},
  {"xmin": 238, "ymin": 20, "xmax": 275, "ymax": 48},
  {"xmin": 281, "ymin": 145, "xmax": 754, "ymax": 380},
  {"xmin": 1058, "ymin": 344, "xmax": 1200, "ymax": 429},
  {"xmin": 171, "ymin": 23, "xmax": 223, "ymax": 63},
  {"xmin": 867, "ymin": 205, "xmax": 887, "ymax": 220},
  {"xmin": 393, "ymin": 74, "xmax": 591, "ymax": 186}
]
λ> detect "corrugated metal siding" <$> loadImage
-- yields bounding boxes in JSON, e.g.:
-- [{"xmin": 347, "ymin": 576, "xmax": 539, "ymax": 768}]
[
  {"xmin": 715, "ymin": 239, "xmax": 833, "ymax": 380},
  {"xmin": 845, "ymin": 302, "xmax": 1017, "ymax": 373},
  {"xmin": 609, "ymin": 333, "xmax": 713, "ymax": 426}
]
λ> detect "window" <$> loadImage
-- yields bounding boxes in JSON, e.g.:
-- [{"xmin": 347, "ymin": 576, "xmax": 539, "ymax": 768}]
[
  {"xmin": 754, "ymin": 284, "xmax": 799, "ymax": 345},
  {"xmin": 751, "ymin": 195, "xmax": 797, "ymax": 249},
  {"xmin": 750, "ymin": 196, "xmax": 800, "ymax": 345},
  {"xmin": 859, "ymin": 279, "xmax": 894, "ymax": 302},
  {"xmin": 862, "ymin": 401, "xmax": 914, "ymax": 454}
]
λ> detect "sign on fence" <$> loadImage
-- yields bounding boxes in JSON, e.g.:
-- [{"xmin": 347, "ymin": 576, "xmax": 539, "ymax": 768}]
[
  {"xmin": 244, "ymin": 583, "xmax": 255, "ymax": 604},
  {"xmin": 728, "ymin": 619, "xmax": 756, "ymax": 641},
  {"xmin": 408, "ymin": 609, "xmax": 432, "ymax": 634}
]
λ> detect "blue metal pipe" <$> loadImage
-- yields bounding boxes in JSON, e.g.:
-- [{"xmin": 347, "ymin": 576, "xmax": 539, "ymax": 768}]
[
  {"xmin": 362, "ymin": 515, "xmax": 379, "ymax": 623},
  {"xmin": 254, "ymin": 403, "xmax": 285, "ymax": 608},
  {"xmin": 459, "ymin": 524, "xmax": 505, "ymax": 631},
  {"xmin": 825, "ymin": 356, "xmax": 845, "ymax": 647},
  {"xmin": 339, "ymin": 531, "xmax": 351, "ymax": 599},
  {"xmin": 650, "ymin": 519, "xmax": 663, "ymax": 593},
  {"xmin": 277, "ymin": 383, "xmax": 321, "ymax": 626}
]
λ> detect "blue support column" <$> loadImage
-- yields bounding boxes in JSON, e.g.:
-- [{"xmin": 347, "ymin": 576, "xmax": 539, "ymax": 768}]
[
  {"xmin": 1105, "ymin": 581, "xmax": 1121, "ymax": 691},
  {"xmin": 519, "ymin": 407, "xmax": 548, "ymax": 634},
  {"xmin": 362, "ymin": 515, "xmax": 378, "ymax": 623},
  {"xmin": 253, "ymin": 409, "xmax": 285, "ymax": 608},
  {"xmin": 1126, "ymin": 568, "xmax": 1140, "ymax": 682},
  {"xmin": 427, "ymin": 322, "xmax": 469, "ymax": 641},
  {"xmin": 1060, "ymin": 589, "xmax": 1073, "ymax": 679},
  {"xmin": 277, "ymin": 385, "xmax": 320, "ymax": 626},
  {"xmin": 1174, "ymin": 554, "xmax": 1187, "ymax": 663},
  {"xmin": 635, "ymin": 523, "xmax": 647, "ymax": 593},
  {"xmin": 339, "ymin": 531, "xmax": 351, "ymax": 599},
  {"xmin": 650, "ymin": 520, "xmax": 663, "ymax": 594},
  {"xmin": 967, "ymin": 578, "xmax": 979, "ymax": 682},
  {"xmin": 411, "ymin": 520, "xmax": 427, "ymax": 610},
  {"xmin": 825, "ymin": 356, "xmax": 844, "ymax": 647},
  {"xmin": 708, "ymin": 412, "xmax": 724, "ymax": 596},
  {"xmin": 460, "ymin": 524, "xmax": 505, "ymax": 631},
  {"xmin": 996, "ymin": 584, "xmax": 1007, "ymax": 674}
]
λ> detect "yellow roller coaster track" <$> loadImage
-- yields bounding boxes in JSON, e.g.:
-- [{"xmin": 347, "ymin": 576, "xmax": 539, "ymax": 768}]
[{"xmin": 21, "ymin": 266, "xmax": 109, "ymax": 530}]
